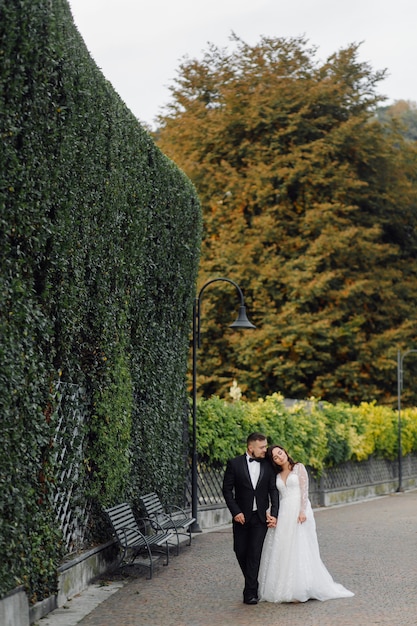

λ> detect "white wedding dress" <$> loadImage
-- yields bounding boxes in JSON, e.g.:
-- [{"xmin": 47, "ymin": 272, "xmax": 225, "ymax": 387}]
[{"xmin": 258, "ymin": 463, "xmax": 354, "ymax": 603}]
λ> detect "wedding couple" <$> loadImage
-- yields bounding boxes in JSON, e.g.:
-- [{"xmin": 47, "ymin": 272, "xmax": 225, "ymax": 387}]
[{"xmin": 222, "ymin": 432, "xmax": 354, "ymax": 605}]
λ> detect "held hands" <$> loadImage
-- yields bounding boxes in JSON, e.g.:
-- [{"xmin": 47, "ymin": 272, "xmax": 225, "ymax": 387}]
[
  {"xmin": 266, "ymin": 512, "xmax": 277, "ymax": 528},
  {"xmin": 234, "ymin": 512, "xmax": 278, "ymax": 527}
]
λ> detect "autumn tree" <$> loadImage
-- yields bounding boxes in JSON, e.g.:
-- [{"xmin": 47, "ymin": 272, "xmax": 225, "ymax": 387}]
[{"xmin": 157, "ymin": 35, "xmax": 417, "ymax": 405}]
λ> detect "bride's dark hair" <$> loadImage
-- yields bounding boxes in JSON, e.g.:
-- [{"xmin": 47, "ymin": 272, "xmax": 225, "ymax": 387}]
[{"xmin": 267, "ymin": 445, "xmax": 296, "ymax": 473}]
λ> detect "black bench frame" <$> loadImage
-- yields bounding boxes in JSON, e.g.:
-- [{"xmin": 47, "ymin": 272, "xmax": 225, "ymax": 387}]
[
  {"xmin": 105, "ymin": 502, "xmax": 173, "ymax": 579},
  {"xmin": 139, "ymin": 492, "xmax": 196, "ymax": 556}
]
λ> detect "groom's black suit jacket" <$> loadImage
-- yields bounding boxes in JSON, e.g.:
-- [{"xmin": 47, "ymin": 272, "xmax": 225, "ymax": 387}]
[{"xmin": 222, "ymin": 454, "xmax": 279, "ymax": 523}]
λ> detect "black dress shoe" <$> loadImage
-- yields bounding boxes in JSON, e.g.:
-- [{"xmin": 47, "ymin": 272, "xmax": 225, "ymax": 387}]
[{"xmin": 243, "ymin": 596, "xmax": 258, "ymax": 605}]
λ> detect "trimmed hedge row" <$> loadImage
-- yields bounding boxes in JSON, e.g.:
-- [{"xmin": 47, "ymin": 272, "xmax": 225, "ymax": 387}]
[
  {"xmin": 195, "ymin": 394, "xmax": 417, "ymax": 472},
  {"xmin": 0, "ymin": 0, "xmax": 201, "ymax": 603}
]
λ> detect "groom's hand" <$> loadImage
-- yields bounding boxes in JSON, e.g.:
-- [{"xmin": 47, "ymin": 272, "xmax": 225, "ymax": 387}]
[{"xmin": 234, "ymin": 513, "xmax": 245, "ymax": 525}]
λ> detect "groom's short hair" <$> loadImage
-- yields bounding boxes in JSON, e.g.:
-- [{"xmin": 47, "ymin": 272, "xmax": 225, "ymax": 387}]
[{"xmin": 247, "ymin": 432, "xmax": 267, "ymax": 445}]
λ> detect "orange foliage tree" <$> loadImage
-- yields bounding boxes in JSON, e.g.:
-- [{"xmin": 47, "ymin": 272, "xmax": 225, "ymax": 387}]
[{"xmin": 157, "ymin": 35, "xmax": 417, "ymax": 405}]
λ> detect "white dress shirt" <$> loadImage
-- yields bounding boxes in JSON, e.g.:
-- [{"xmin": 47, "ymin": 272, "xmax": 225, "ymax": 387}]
[{"xmin": 246, "ymin": 454, "xmax": 260, "ymax": 510}]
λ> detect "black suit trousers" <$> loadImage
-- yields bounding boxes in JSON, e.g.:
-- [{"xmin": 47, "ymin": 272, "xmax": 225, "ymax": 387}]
[{"xmin": 233, "ymin": 510, "xmax": 267, "ymax": 598}]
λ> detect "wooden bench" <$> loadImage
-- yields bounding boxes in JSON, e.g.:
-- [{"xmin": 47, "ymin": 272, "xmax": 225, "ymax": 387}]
[
  {"xmin": 105, "ymin": 502, "xmax": 173, "ymax": 579},
  {"xmin": 139, "ymin": 492, "xmax": 196, "ymax": 556}
]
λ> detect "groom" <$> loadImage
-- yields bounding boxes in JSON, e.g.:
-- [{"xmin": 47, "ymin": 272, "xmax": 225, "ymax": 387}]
[{"xmin": 222, "ymin": 432, "xmax": 279, "ymax": 605}]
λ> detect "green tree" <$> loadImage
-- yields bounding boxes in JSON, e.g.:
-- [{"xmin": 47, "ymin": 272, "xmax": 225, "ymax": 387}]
[
  {"xmin": 376, "ymin": 100, "xmax": 417, "ymax": 142},
  {"xmin": 157, "ymin": 35, "xmax": 417, "ymax": 404}
]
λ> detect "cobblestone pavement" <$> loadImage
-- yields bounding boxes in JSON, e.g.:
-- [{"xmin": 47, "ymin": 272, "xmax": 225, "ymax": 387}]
[{"xmin": 50, "ymin": 490, "xmax": 417, "ymax": 626}]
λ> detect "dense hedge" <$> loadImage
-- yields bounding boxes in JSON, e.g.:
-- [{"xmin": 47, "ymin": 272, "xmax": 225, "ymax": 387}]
[
  {"xmin": 0, "ymin": 0, "xmax": 201, "ymax": 603},
  {"xmin": 195, "ymin": 394, "xmax": 417, "ymax": 472}
]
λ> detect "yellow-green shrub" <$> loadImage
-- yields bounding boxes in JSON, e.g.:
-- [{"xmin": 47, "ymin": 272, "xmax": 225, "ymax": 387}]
[
  {"xmin": 400, "ymin": 407, "xmax": 417, "ymax": 456},
  {"xmin": 195, "ymin": 394, "xmax": 417, "ymax": 470},
  {"xmin": 350, "ymin": 402, "xmax": 398, "ymax": 460}
]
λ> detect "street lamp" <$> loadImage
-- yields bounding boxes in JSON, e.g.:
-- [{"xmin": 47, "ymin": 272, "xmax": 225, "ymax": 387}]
[
  {"xmin": 397, "ymin": 348, "xmax": 417, "ymax": 492},
  {"xmin": 191, "ymin": 277, "xmax": 256, "ymax": 532}
]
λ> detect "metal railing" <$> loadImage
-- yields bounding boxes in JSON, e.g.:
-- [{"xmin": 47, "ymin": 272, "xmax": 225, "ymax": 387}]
[{"xmin": 185, "ymin": 455, "xmax": 417, "ymax": 510}]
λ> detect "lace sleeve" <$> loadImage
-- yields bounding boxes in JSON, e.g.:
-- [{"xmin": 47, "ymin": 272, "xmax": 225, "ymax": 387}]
[{"xmin": 295, "ymin": 463, "xmax": 309, "ymax": 515}]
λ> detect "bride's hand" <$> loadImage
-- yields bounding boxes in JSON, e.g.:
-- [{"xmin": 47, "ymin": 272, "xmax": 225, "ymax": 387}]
[{"xmin": 297, "ymin": 513, "xmax": 307, "ymax": 524}]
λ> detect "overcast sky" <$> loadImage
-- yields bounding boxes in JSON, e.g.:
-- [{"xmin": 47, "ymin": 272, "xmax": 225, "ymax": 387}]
[{"xmin": 68, "ymin": 0, "xmax": 417, "ymax": 128}]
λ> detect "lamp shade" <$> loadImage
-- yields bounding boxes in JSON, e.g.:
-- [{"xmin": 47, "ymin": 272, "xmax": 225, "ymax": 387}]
[{"xmin": 229, "ymin": 305, "xmax": 256, "ymax": 329}]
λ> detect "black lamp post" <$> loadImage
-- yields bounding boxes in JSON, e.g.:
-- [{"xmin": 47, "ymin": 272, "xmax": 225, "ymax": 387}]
[
  {"xmin": 397, "ymin": 348, "xmax": 417, "ymax": 492},
  {"xmin": 191, "ymin": 277, "xmax": 256, "ymax": 532}
]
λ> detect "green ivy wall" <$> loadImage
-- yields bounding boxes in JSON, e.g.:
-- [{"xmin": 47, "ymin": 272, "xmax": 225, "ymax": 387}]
[{"xmin": 0, "ymin": 0, "xmax": 202, "ymax": 603}]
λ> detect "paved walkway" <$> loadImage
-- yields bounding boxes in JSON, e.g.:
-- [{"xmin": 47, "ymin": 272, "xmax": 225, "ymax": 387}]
[{"xmin": 41, "ymin": 490, "xmax": 417, "ymax": 626}]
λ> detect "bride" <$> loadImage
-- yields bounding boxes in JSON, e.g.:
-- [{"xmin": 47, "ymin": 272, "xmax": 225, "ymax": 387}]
[{"xmin": 258, "ymin": 445, "xmax": 354, "ymax": 603}]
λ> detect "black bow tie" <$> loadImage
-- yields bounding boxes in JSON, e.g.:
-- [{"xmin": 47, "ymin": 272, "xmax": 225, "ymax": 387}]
[{"xmin": 249, "ymin": 457, "xmax": 261, "ymax": 463}]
